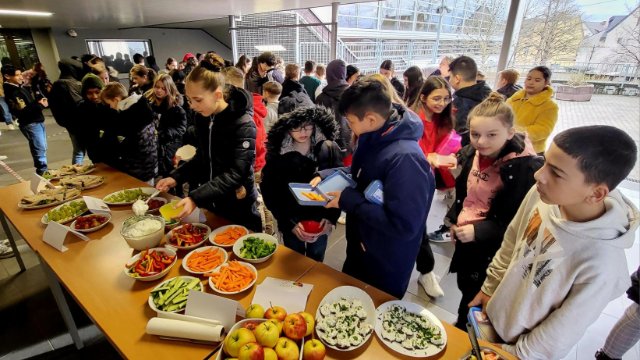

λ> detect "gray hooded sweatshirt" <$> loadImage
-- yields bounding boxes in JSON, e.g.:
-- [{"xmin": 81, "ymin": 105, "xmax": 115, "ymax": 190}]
[{"xmin": 482, "ymin": 187, "xmax": 639, "ymax": 360}]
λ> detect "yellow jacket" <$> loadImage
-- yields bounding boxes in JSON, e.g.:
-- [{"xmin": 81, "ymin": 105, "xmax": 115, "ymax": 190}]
[{"xmin": 507, "ymin": 86, "xmax": 559, "ymax": 153}]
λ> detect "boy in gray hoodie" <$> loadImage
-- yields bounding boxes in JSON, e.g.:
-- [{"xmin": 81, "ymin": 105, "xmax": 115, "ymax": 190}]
[{"xmin": 470, "ymin": 125, "xmax": 639, "ymax": 359}]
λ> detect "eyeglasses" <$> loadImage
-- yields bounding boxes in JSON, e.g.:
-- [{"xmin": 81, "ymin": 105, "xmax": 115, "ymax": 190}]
[
  {"xmin": 291, "ymin": 125, "xmax": 314, "ymax": 133},
  {"xmin": 428, "ymin": 96, "xmax": 452, "ymax": 104}
]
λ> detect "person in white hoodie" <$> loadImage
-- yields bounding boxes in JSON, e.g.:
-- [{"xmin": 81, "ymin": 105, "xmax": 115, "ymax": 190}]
[{"xmin": 469, "ymin": 125, "xmax": 639, "ymax": 360}]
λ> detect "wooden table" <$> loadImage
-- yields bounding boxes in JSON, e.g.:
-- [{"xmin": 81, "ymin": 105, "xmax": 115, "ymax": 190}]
[{"xmin": 0, "ymin": 164, "xmax": 514, "ymax": 359}]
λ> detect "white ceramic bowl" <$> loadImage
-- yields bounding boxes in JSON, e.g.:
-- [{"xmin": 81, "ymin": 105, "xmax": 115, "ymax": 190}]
[
  {"xmin": 182, "ymin": 246, "xmax": 228, "ymax": 275},
  {"xmin": 70, "ymin": 213, "xmax": 112, "ymax": 233},
  {"xmin": 165, "ymin": 223, "xmax": 211, "ymax": 250},
  {"xmin": 124, "ymin": 247, "xmax": 177, "ymax": 281},
  {"xmin": 207, "ymin": 261, "xmax": 257, "ymax": 295},
  {"xmin": 148, "ymin": 275, "xmax": 204, "ymax": 314},
  {"xmin": 208, "ymin": 224, "xmax": 250, "ymax": 248},
  {"xmin": 232, "ymin": 233, "xmax": 278, "ymax": 264},
  {"xmin": 120, "ymin": 215, "xmax": 166, "ymax": 251}
]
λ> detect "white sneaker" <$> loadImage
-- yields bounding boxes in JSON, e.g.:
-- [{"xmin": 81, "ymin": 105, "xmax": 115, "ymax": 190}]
[
  {"xmin": 0, "ymin": 155, "xmax": 7, "ymax": 161},
  {"xmin": 338, "ymin": 212, "xmax": 346, "ymax": 225},
  {"xmin": 7, "ymin": 124, "xmax": 16, "ymax": 130},
  {"xmin": 418, "ymin": 272, "xmax": 444, "ymax": 298}
]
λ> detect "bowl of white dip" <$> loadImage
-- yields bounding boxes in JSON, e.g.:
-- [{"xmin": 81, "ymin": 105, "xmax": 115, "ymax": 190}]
[{"xmin": 121, "ymin": 215, "xmax": 166, "ymax": 250}]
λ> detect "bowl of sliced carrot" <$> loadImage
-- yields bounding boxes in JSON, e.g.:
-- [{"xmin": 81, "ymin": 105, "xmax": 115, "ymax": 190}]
[
  {"xmin": 182, "ymin": 246, "xmax": 228, "ymax": 275},
  {"xmin": 206, "ymin": 260, "xmax": 257, "ymax": 295},
  {"xmin": 209, "ymin": 225, "xmax": 249, "ymax": 248}
]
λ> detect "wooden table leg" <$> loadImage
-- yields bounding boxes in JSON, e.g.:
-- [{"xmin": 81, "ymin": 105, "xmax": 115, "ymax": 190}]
[
  {"xmin": 40, "ymin": 257, "xmax": 84, "ymax": 349},
  {"xmin": 0, "ymin": 208, "xmax": 26, "ymax": 272}
]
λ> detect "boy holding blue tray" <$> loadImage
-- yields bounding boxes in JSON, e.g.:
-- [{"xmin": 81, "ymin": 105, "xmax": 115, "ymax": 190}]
[{"xmin": 313, "ymin": 77, "xmax": 435, "ymax": 298}]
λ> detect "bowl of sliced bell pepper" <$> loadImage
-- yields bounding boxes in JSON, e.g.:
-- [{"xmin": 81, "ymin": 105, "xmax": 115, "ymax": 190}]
[
  {"xmin": 165, "ymin": 223, "xmax": 211, "ymax": 250},
  {"xmin": 124, "ymin": 247, "xmax": 177, "ymax": 282}
]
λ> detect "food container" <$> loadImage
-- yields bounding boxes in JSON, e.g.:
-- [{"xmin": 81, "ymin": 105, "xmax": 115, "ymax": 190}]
[
  {"xmin": 146, "ymin": 197, "xmax": 168, "ymax": 215},
  {"xmin": 208, "ymin": 261, "xmax": 257, "ymax": 295},
  {"xmin": 121, "ymin": 215, "xmax": 166, "ymax": 251},
  {"xmin": 124, "ymin": 247, "xmax": 177, "ymax": 282},
  {"xmin": 300, "ymin": 220, "xmax": 323, "ymax": 234},
  {"xmin": 165, "ymin": 223, "xmax": 211, "ymax": 250},
  {"xmin": 182, "ymin": 246, "xmax": 228, "ymax": 275},
  {"xmin": 232, "ymin": 233, "xmax": 278, "ymax": 264},
  {"xmin": 148, "ymin": 275, "xmax": 204, "ymax": 313},
  {"xmin": 209, "ymin": 225, "xmax": 249, "ymax": 248},
  {"xmin": 70, "ymin": 213, "xmax": 112, "ymax": 233}
]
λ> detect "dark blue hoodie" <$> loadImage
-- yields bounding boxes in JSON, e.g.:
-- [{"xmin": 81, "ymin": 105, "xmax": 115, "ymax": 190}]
[{"xmin": 324, "ymin": 104, "xmax": 435, "ymax": 298}]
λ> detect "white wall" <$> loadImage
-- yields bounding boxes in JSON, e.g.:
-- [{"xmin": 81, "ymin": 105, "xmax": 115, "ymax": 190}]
[
  {"xmin": 49, "ymin": 27, "xmax": 231, "ymax": 76},
  {"xmin": 31, "ymin": 29, "xmax": 60, "ymax": 80}
]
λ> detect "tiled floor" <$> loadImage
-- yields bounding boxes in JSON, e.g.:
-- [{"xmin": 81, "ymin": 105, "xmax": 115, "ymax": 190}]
[{"xmin": 1, "ymin": 95, "xmax": 640, "ymax": 359}]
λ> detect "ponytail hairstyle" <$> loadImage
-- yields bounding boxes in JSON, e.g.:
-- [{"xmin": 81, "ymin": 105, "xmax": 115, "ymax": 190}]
[
  {"xmin": 130, "ymin": 64, "xmax": 156, "ymax": 85},
  {"xmin": 411, "ymin": 75, "xmax": 453, "ymax": 135},
  {"xmin": 186, "ymin": 55, "xmax": 227, "ymax": 97},
  {"xmin": 146, "ymin": 73, "xmax": 182, "ymax": 108},
  {"xmin": 468, "ymin": 91, "xmax": 515, "ymax": 129}
]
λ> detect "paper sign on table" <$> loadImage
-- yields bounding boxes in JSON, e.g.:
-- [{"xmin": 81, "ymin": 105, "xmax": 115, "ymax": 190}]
[
  {"xmin": 252, "ymin": 277, "xmax": 313, "ymax": 313},
  {"xmin": 183, "ymin": 207, "xmax": 206, "ymax": 223},
  {"xmin": 30, "ymin": 173, "xmax": 54, "ymax": 194},
  {"xmin": 42, "ymin": 221, "xmax": 90, "ymax": 252},
  {"xmin": 83, "ymin": 196, "xmax": 111, "ymax": 215},
  {"xmin": 185, "ymin": 290, "xmax": 240, "ymax": 331}
]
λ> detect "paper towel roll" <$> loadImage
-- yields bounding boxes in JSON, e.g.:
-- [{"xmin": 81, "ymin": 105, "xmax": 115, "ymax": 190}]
[{"xmin": 146, "ymin": 317, "xmax": 225, "ymax": 342}]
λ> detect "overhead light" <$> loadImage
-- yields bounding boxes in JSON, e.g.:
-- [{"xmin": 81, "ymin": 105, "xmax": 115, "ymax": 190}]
[
  {"xmin": 0, "ymin": 9, "xmax": 53, "ymax": 17},
  {"xmin": 255, "ymin": 45, "xmax": 286, "ymax": 52}
]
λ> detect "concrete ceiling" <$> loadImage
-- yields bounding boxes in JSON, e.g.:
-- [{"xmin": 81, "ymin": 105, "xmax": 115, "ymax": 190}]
[{"xmin": 0, "ymin": 0, "xmax": 369, "ymax": 29}]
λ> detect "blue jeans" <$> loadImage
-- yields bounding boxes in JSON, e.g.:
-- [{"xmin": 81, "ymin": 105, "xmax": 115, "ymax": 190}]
[
  {"xmin": 68, "ymin": 132, "xmax": 85, "ymax": 165},
  {"xmin": 20, "ymin": 122, "xmax": 48, "ymax": 174},
  {"xmin": 282, "ymin": 231, "xmax": 328, "ymax": 262},
  {"xmin": 0, "ymin": 97, "xmax": 12, "ymax": 125}
]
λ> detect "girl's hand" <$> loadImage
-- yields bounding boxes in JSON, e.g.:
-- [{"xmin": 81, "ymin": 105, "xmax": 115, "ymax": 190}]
[
  {"xmin": 156, "ymin": 177, "xmax": 177, "ymax": 192},
  {"xmin": 319, "ymin": 218, "xmax": 334, "ymax": 236},
  {"xmin": 310, "ymin": 176, "xmax": 322, "ymax": 187},
  {"xmin": 292, "ymin": 223, "xmax": 318, "ymax": 242},
  {"xmin": 453, "ymin": 224, "xmax": 475, "ymax": 243},
  {"xmin": 176, "ymin": 197, "xmax": 196, "ymax": 219}
]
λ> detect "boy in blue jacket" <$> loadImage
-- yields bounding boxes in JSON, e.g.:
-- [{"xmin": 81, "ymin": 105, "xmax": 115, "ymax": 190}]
[{"xmin": 316, "ymin": 78, "xmax": 435, "ymax": 298}]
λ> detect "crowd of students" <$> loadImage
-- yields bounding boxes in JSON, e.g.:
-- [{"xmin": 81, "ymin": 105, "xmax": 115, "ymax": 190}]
[{"xmin": 0, "ymin": 49, "xmax": 638, "ymax": 360}]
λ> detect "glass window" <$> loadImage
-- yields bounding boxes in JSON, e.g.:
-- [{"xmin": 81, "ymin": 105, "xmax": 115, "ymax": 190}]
[
  {"xmin": 0, "ymin": 30, "xmax": 39, "ymax": 71},
  {"xmin": 85, "ymin": 39, "xmax": 153, "ymax": 73}
]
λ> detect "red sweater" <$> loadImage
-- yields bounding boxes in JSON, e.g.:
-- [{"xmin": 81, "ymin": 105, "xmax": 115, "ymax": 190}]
[{"xmin": 252, "ymin": 93, "xmax": 267, "ymax": 172}]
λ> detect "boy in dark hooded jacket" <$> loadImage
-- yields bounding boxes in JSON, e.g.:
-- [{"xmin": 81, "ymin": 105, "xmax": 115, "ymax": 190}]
[{"xmin": 316, "ymin": 78, "xmax": 435, "ymax": 298}]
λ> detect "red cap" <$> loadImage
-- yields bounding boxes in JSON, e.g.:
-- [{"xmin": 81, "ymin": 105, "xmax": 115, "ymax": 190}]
[{"xmin": 182, "ymin": 53, "xmax": 195, "ymax": 62}]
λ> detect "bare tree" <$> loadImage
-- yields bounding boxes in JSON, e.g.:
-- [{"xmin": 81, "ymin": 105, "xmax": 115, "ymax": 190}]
[
  {"xmin": 615, "ymin": 6, "xmax": 640, "ymax": 65},
  {"xmin": 462, "ymin": 0, "xmax": 508, "ymax": 67},
  {"xmin": 515, "ymin": 0, "xmax": 583, "ymax": 65}
]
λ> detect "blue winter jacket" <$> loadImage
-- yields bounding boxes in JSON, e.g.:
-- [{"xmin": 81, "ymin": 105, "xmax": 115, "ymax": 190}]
[{"xmin": 321, "ymin": 105, "xmax": 435, "ymax": 298}]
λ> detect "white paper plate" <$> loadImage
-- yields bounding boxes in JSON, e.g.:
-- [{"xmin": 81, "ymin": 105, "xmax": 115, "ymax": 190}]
[
  {"xmin": 41, "ymin": 199, "xmax": 88, "ymax": 225},
  {"xmin": 102, "ymin": 187, "xmax": 156, "ymax": 205},
  {"xmin": 124, "ymin": 247, "xmax": 177, "ymax": 281},
  {"xmin": 314, "ymin": 285, "xmax": 376, "ymax": 352},
  {"xmin": 69, "ymin": 213, "xmax": 112, "ymax": 233},
  {"xmin": 182, "ymin": 246, "xmax": 228, "ymax": 274},
  {"xmin": 208, "ymin": 225, "xmax": 249, "ymax": 248},
  {"xmin": 148, "ymin": 275, "xmax": 204, "ymax": 313},
  {"xmin": 207, "ymin": 261, "xmax": 257, "ymax": 295},
  {"xmin": 374, "ymin": 300, "xmax": 447, "ymax": 357},
  {"xmin": 232, "ymin": 233, "xmax": 278, "ymax": 264},
  {"xmin": 165, "ymin": 223, "xmax": 211, "ymax": 250}
]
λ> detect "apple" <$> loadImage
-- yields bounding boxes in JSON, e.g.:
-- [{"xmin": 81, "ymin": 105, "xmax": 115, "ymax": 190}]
[
  {"xmin": 266, "ymin": 319, "xmax": 283, "ymax": 335},
  {"xmin": 303, "ymin": 339, "xmax": 326, "ymax": 360},
  {"xmin": 264, "ymin": 347, "xmax": 277, "ymax": 360},
  {"xmin": 265, "ymin": 305, "xmax": 287, "ymax": 322},
  {"xmin": 238, "ymin": 342, "xmax": 264, "ymax": 360},
  {"xmin": 246, "ymin": 303, "xmax": 265, "ymax": 319},
  {"xmin": 254, "ymin": 321, "xmax": 280, "ymax": 348},
  {"xmin": 275, "ymin": 337, "xmax": 299, "ymax": 360},
  {"xmin": 283, "ymin": 313, "xmax": 307, "ymax": 341},
  {"xmin": 224, "ymin": 328, "xmax": 257, "ymax": 357},
  {"xmin": 298, "ymin": 312, "xmax": 315, "ymax": 337}
]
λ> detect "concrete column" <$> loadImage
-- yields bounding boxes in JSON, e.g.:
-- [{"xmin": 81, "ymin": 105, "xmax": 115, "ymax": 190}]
[
  {"xmin": 331, "ymin": 2, "xmax": 339, "ymax": 60},
  {"xmin": 496, "ymin": 0, "xmax": 523, "ymax": 73},
  {"xmin": 229, "ymin": 15, "xmax": 238, "ymax": 64}
]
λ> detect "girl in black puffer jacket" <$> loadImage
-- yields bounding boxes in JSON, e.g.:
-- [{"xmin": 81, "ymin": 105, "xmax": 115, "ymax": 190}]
[
  {"xmin": 261, "ymin": 106, "xmax": 343, "ymax": 261},
  {"xmin": 156, "ymin": 58, "xmax": 262, "ymax": 232},
  {"xmin": 146, "ymin": 74, "xmax": 187, "ymax": 177}
]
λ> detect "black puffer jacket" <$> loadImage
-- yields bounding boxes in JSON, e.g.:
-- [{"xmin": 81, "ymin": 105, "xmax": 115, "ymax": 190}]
[
  {"xmin": 447, "ymin": 133, "xmax": 543, "ymax": 274},
  {"xmin": 451, "ymin": 81, "xmax": 492, "ymax": 145},
  {"xmin": 316, "ymin": 60, "xmax": 351, "ymax": 155},
  {"xmin": 151, "ymin": 98, "xmax": 187, "ymax": 177},
  {"xmin": 103, "ymin": 96, "xmax": 158, "ymax": 181},
  {"xmin": 261, "ymin": 107, "xmax": 343, "ymax": 234},
  {"xmin": 497, "ymin": 84, "xmax": 522, "ymax": 99},
  {"xmin": 278, "ymin": 79, "xmax": 314, "ymax": 115},
  {"xmin": 76, "ymin": 100, "xmax": 114, "ymax": 163},
  {"xmin": 49, "ymin": 59, "xmax": 83, "ymax": 129},
  {"xmin": 170, "ymin": 86, "xmax": 259, "ymax": 227}
]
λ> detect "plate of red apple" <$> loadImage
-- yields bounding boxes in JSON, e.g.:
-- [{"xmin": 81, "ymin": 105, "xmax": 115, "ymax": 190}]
[{"xmin": 218, "ymin": 304, "xmax": 326, "ymax": 360}]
